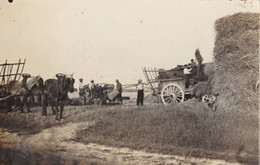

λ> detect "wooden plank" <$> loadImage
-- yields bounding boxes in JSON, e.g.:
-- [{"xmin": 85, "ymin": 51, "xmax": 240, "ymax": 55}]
[
  {"xmin": 0, "ymin": 62, "xmax": 25, "ymax": 66},
  {"xmin": 0, "ymin": 73, "xmax": 26, "ymax": 77},
  {"xmin": 143, "ymin": 67, "xmax": 156, "ymax": 94},
  {"xmin": 17, "ymin": 59, "xmax": 26, "ymax": 81},
  {"xmin": 1, "ymin": 60, "xmax": 7, "ymax": 85},
  {"xmin": 0, "ymin": 64, "xmax": 5, "ymax": 76},
  {"xmin": 13, "ymin": 59, "xmax": 21, "ymax": 81},
  {"xmin": 158, "ymin": 78, "xmax": 184, "ymax": 82},
  {"xmin": 6, "ymin": 64, "xmax": 14, "ymax": 83}
]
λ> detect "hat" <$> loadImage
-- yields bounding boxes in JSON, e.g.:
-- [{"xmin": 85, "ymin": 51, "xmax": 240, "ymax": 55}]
[
  {"xmin": 79, "ymin": 78, "xmax": 83, "ymax": 80},
  {"xmin": 22, "ymin": 73, "xmax": 31, "ymax": 78},
  {"xmin": 115, "ymin": 79, "xmax": 119, "ymax": 82},
  {"xmin": 56, "ymin": 73, "xmax": 66, "ymax": 78}
]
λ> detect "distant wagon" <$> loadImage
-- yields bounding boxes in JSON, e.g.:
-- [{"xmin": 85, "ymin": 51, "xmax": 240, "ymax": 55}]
[{"xmin": 143, "ymin": 62, "xmax": 215, "ymax": 105}]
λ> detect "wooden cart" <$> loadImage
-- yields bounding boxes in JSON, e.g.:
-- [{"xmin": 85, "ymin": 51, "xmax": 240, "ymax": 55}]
[{"xmin": 143, "ymin": 64, "xmax": 208, "ymax": 105}]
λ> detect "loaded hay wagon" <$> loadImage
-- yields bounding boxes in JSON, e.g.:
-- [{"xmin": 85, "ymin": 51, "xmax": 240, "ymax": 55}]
[
  {"xmin": 143, "ymin": 62, "xmax": 214, "ymax": 105},
  {"xmin": 0, "ymin": 59, "xmax": 26, "ymax": 102},
  {"xmin": 0, "ymin": 59, "xmax": 43, "ymax": 110}
]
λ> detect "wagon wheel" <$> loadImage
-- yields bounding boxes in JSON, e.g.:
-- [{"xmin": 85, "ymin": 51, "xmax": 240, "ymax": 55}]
[{"xmin": 161, "ymin": 83, "xmax": 184, "ymax": 105}]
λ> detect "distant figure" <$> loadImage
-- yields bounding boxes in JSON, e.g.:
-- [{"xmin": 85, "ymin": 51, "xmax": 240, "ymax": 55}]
[
  {"xmin": 190, "ymin": 59, "xmax": 197, "ymax": 68},
  {"xmin": 78, "ymin": 78, "xmax": 86, "ymax": 104},
  {"xmin": 116, "ymin": 79, "xmax": 123, "ymax": 104},
  {"xmin": 195, "ymin": 49, "xmax": 203, "ymax": 76},
  {"xmin": 89, "ymin": 80, "xmax": 95, "ymax": 98},
  {"xmin": 78, "ymin": 78, "xmax": 84, "ymax": 97},
  {"xmin": 136, "ymin": 79, "xmax": 144, "ymax": 106},
  {"xmin": 189, "ymin": 59, "xmax": 197, "ymax": 76}
]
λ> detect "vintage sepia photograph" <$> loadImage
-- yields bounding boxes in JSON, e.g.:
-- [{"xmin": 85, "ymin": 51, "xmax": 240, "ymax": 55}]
[{"xmin": 0, "ymin": 0, "xmax": 259, "ymax": 164}]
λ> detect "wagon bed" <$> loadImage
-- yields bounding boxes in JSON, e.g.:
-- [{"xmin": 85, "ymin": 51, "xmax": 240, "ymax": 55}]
[
  {"xmin": 143, "ymin": 65, "xmax": 206, "ymax": 105},
  {"xmin": 0, "ymin": 59, "xmax": 26, "ymax": 100}
]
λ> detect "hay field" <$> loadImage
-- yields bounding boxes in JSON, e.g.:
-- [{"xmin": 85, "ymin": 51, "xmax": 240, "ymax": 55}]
[{"xmin": 0, "ymin": 100, "xmax": 258, "ymax": 165}]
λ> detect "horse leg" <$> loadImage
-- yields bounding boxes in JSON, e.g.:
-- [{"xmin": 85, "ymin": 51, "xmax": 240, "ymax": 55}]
[
  {"xmin": 51, "ymin": 106, "xmax": 55, "ymax": 115},
  {"xmin": 20, "ymin": 96, "xmax": 24, "ymax": 113},
  {"xmin": 60, "ymin": 101, "xmax": 65, "ymax": 119},
  {"xmin": 50, "ymin": 102, "xmax": 55, "ymax": 115},
  {"xmin": 26, "ymin": 96, "xmax": 31, "ymax": 113},
  {"xmin": 55, "ymin": 99, "xmax": 59, "ymax": 120},
  {"xmin": 41, "ymin": 93, "xmax": 47, "ymax": 116},
  {"xmin": 6, "ymin": 98, "xmax": 13, "ymax": 112}
]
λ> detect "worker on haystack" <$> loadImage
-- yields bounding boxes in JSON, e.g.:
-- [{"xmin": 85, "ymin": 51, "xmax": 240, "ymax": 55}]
[
  {"xmin": 89, "ymin": 80, "xmax": 95, "ymax": 98},
  {"xmin": 136, "ymin": 79, "xmax": 144, "ymax": 106},
  {"xmin": 195, "ymin": 49, "xmax": 203, "ymax": 76},
  {"xmin": 191, "ymin": 59, "xmax": 197, "ymax": 68},
  {"xmin": 189, "ymin": 59, "xmax": 197, "ymax": 76},
  {"xmin": 116, "ymin": 79, "xmax": 123, "ymax": 104}
]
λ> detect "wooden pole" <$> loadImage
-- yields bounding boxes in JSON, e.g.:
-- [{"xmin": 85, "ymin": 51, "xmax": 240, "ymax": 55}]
[
  {"xmin": 1, "ymin": 60, "xmax": 7, "ymax": 85},
  {"xmin": 13, "ymin": 59, "xmax": 21, "ymax": 81},
  {"xmin": 17, "ymin": 58, "xmax": 26, "ymax": 81}
]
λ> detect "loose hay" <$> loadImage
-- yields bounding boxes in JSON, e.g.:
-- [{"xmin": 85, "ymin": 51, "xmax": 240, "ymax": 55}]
[{"xmin": 212, "ymin": 12, "xmax": 259, "ymax": 113}]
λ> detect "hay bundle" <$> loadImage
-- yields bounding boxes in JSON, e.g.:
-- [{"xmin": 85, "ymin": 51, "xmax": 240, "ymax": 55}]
[
  {"xmin": 212, "ymin": 12, "xmax": 259, "ymax": 113},
  {"xmin": 192, "ymin": 80, "xmax": 212, "ymax": 98}
]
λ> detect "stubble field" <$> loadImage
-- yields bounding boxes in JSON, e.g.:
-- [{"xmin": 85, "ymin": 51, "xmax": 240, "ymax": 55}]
[{"xmin": 0, "ymin": 99, "xmax": 258, "ymax": 165}]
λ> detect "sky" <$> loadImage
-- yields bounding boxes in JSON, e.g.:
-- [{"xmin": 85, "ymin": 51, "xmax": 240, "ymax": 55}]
[{"xmin": 0, "ymin": 0, "xmax": 259, "ymax": 86}]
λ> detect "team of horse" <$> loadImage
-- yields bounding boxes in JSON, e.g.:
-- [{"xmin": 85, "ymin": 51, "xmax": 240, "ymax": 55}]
[{"xmin": 2, "ymin": 73, "xmax": 75, "ymax": 120}]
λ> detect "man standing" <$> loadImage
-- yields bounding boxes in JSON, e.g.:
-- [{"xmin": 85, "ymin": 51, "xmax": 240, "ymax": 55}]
[
  {"xmin": 116, "ymin": 79, "xmax": 123, "ymax": 104},
  {"xmin": 78, "ymin": 78, "xmax": 86, "ymax": 104},
  {"xmin": 195, "ymin": 49, "xmax": 203, "ymax": 76},
  {"xmin": 89, "ymin": 80, "xmax": 95, "ymax": 98},
  {"xmin": 190, "ymin": 59, "xmax": 197, "ymax": 68},
  {"xmin": 136, "ymin": 79, "xmax": 144, "ymax": 106},
  {"xmin": 78, "ymin": 78, "xmax": 84, "ymax": 98}
]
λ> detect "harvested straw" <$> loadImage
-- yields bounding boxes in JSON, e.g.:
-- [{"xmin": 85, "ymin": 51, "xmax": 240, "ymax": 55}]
[
  {"xmin": 212, "ymin": 12, "xmax": 259, "ymax": 113},
  {"xmin": 192, "ymin": 80, "xmax": 212, "ymax": 99}
]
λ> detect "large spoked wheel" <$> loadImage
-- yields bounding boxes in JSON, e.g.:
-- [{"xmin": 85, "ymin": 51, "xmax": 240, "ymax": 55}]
[{"xmin": 161, "ymin": 83, "xmax": 184, "ymax": 105}]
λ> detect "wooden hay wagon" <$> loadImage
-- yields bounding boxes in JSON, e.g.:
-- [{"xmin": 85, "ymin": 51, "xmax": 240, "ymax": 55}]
[
  {"xmin": 143, "ymin": 63, "xmax": 210, "ymax": 105},
  {"xmin": 0, "ymin": 59, "xmax": 26, "ymax": 102}
]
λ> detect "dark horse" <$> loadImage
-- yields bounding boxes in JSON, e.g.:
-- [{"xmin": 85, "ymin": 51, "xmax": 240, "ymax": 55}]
[{"xmin": 41, "ymin": 73, "xmax": 75, "ymax": 120}]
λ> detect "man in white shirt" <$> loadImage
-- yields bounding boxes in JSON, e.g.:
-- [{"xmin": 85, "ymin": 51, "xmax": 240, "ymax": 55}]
[
  {"xmin": 78, "ymin": 78, "xmax": 87, "ymax": 104},
  {"xmin": 89, "ymin": 80, "xmax": 95, "ymax": 98},
  {"xmin": 78, "ymin": 78, "xmax": 84, "ymax": 98},
  {"xmin": 136, "ymin": 79, "xmax": 144, "ymax": 106}
]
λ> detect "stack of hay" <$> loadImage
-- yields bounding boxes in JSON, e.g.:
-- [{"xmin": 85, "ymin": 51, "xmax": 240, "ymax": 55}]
[{"xmin": 212, "ymin": 12, "xmax": 259, "ymax": 113}]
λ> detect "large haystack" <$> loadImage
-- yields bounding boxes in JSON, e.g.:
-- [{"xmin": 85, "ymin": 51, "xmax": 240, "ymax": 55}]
[{"xmin": 212, "ymin": 12, "xmax": 259, "ymax": 113}]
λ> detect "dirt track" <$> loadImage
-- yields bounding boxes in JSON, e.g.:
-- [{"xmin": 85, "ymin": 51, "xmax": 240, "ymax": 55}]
[{"xmin": 0, "ymin": 121, "xmax": 241, "ymax": 165}]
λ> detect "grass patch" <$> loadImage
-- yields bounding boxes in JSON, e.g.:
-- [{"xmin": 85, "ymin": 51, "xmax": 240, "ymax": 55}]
[
  {"xmin": 0, "ymin": 106, "xmax": 96, "ymax": 135},
  {"xmin": 75, "ymin": 100, "xmax": 258, "ymax": 164},
  {"xmin": 0, "ymin": 102, "xmax": 258, "ymax": 164}
]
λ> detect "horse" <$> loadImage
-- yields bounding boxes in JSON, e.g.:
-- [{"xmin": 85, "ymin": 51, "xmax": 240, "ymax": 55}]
[
  {"xmin": 41, "ymin": 73, "xmax": 75, "ymax": 120},
  {"xmin": 6, "ymin": 73, "xmax": 32, "ymax": 113},
  {"xmin": 27, "ymin": 76, "xmax": 44, "ymax": 106}
]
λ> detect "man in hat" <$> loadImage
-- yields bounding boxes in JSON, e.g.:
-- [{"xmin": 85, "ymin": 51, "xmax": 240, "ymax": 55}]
[
  {"xmin": 136, "ymin": 79, "xmax": 144, "ymax": 106},
  {"xmin": 116, "ymin": 79, "xmax": 123, "ymax": 104}
]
